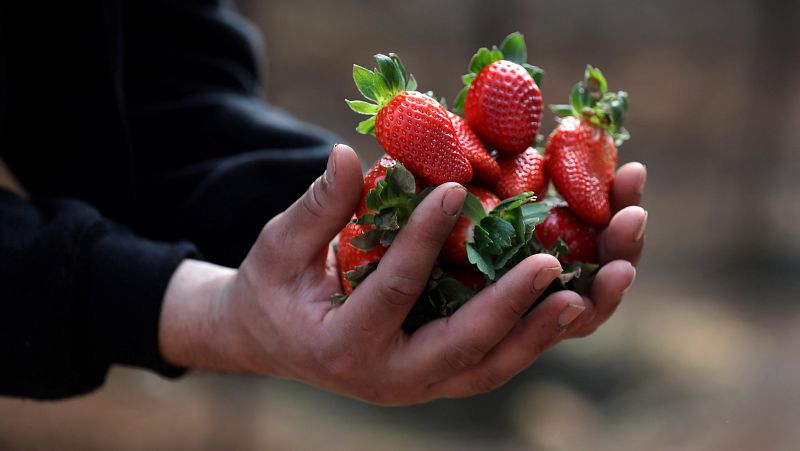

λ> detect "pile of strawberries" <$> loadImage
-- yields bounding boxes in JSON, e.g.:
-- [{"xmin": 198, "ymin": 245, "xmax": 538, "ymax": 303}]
[{"xmin": 336, "ymin": 33, "xmax": 630, "ymax": 330}]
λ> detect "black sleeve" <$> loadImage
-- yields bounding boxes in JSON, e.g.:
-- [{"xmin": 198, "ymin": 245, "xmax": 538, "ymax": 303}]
[
  {"xmin": 0, "ymin": 0, "xmax": 335, "ymax": 399},
  {"xmin": 123, "ymin": 0, "xmax": 336, "ymax": 267},
  {"xmin": 0, "ymin": 189, "xmax": 197, "ymax": 399}
]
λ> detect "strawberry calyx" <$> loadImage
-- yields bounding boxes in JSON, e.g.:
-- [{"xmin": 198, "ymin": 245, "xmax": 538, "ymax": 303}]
[
  {"xmin": 465, "ymin": 192, "xmax": 552, "ymax": 281},
  {"xmin": 350, "ymin": 163, "xmax": 430, "ymax": 250},
  {"xmin": 330, "ymin": 261, "xmax": 378, "ymax": 305},
  {"xmin": 452, "ymin": 32, "xmax": 544, "ymax": 115},
  {"xmin": 347, "ymin": 53, "xmax": 418, "ymax": 136},
  {"xmin": 403, "ymin": 265, "xmax": 478, "ymax": 332},
  {"xmin": 550, "ymin": 65, "xmax": 630, "ymax": 146}
]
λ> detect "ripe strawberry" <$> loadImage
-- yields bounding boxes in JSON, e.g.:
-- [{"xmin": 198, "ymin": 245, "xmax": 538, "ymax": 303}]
[
  {"xmin": 454, "ymin": 33, "xmax": 544, "ymax": 156},
  {"xmin": 336, "ymin": 220, "xmax": 386, "ymax": 295},
  {"xmin": 441, "ymin": 185, "xmax": 501, "ymax": 264},
  {"xmin": 447, "ymin": 111, "xmax": 501, "ymax": 185},
  {"xmin": 547, "ymin": 66, "xmax": 629, "ymax": 225},
  {"xmin": 355, "ymin": 155, "xmax": 426, "ymax": 218},
  {"xmin": 494, "ymin": 146, "xmax": 548, "ymax": 201},
  {"xmin": 347, "ymin": 54, "xmax": 472, "ymax": 185},
  {"xmin": 441, "ymin": 263, "xmax": 487, "ymax": 292},
  {"xmin": 534, "ymin": 207, "xmax": 597, "ymax": 264}
]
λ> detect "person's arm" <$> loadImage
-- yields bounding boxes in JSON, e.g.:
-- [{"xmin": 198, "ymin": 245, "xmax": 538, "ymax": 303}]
[
  {"xmin": 122, "ymin": 0, "xmax": 336, "ymax": 267},
  {"xmin": 156, "ymin": 145, "xmax": 646, "ymax": 405},
  {"xmin": 0, "ymin": 189, "xmax": 197, "ymax": 399}
]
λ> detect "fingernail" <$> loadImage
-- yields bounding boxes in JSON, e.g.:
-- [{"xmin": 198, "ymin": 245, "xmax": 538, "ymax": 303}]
[
  {"xmin": 623, "ymin": 263, "xmax": 637, "ymax": 294},
  {"xmin": 633, "ymin": 210, "xmax": 648, "ymax": 243},
  {"xmin": 636, "ymin": 164, "xmax": 647, "ymax": 197},
  {"xmin": 533, "ymin": 266, "xmax": 563, "ymax": 291},
  {"xmin": 442, "ymin": 185, "xmax": 467, "ymax": 216},
  {"xmin": 325, "ymin": 144, "xmax": 339, "ymax": 184},
  {"xmin": 558, "ymin": 303, "xmax": 586, "ymax": 329}
]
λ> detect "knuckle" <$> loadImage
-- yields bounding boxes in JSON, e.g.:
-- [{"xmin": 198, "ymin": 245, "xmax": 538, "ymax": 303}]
[
  {"xmin": 377, "ymin": 272, "xmax": 421, "ymax": 307},
  {"xmin": 444, "ymin": 341, "xmax": 487, "ymax": 371},
  {"xmin": 504, "ymin": 292, "xmax": 533, "ymax": 321},
  {"xmin": 300, "ymin": 177, "xmax": 327, "ymax": 219}
]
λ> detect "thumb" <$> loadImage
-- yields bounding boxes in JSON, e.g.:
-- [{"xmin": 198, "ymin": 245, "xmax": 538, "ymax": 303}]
[{"xmin": 257, "ymin": 144, "xmax": 363, "ymax": 269}]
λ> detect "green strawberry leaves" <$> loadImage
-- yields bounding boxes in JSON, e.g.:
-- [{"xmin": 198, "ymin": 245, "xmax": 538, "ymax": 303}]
[
  {"xmin": 550, "ymin": 65, "xmax": 631, "ymax": 146},
  {"xmin": 466, "ymin": 193, "xmax": 551, "ymax": 281},
  {"xmin": 402, "ymin": 268, "xmax": 478, "ymax": 332},
  {"xmin": 347, "ymin": 53, "xmax": 418, "ymax": 136},
  {"xmin": 453, "ymin": 32, "xmax": 544, "ymax": 115},
  {"xmin": 351, "ymin": 163, "xmax": 429, "ymax": 250}
]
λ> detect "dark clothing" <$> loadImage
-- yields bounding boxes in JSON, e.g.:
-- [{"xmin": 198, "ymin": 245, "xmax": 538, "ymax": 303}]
[{"xmin": 0, "ymin": 0, "xmax": 334, "ymax": 398}]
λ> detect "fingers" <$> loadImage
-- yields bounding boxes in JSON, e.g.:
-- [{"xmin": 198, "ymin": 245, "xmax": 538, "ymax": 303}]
[
  {"xmin": 398, "ymin": 253, "xmax": 564, "ymax": 381},
  {"xmin": 564, "ymin": 260, "xmax": 635, "ymax": 339},
  {"xmin": 260, "ymin": 144, "xmax": 363, "ymax": 268},
  {"xmin": 425, "ymin": 290, "xmax": 588, "ymax": 399},
  {"xmin": 337, "ymin": 183, "xmax": 467, "ymax": 333},
  {"xmin": 612, "ymin": 162, "xmax": 646, "ymax": 213},
  {"xmin": 598, "ymin": 205, "xmax": 647, "ymax": 265}
]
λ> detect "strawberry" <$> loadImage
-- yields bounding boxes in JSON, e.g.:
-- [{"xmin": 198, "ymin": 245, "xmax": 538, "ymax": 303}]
[
  {"xmin": 454, "ymin": 33, "xmax": 544, "ymax": 156},
  {"xmin": 355, "ymin": 155, "xmax": 426, "ymax": 218},
  {"xmin": 447, "ymin": 111, "xmax": 501, "ymax": 185},
  {"xmin": 546, "ymin": 66, "xmax": 629, "ymax": 225},
  {"xmin": 441, "ymin": 263, "xmax": 487, "ymax": 293},
  {"xmin": 336, "ymin": 221, "xmax": 386, "ymax": 295},
  {"xmin": 347, "ymin": 54, "xmax": 472, "ymax": 185},
  {"xmin": 441, "ymin": 185, "xmax": 501, "ymax": 264},
  {"xmin": 534, "ymin": 207, "xmax": 598, "ymax": 264},
  {"xmin": 494, "ymin": 146, "xmax": 548, "ymax": 201},
  {"xmin": 447, "ymin": 189, "xmax": 551, "ymax": 281}
]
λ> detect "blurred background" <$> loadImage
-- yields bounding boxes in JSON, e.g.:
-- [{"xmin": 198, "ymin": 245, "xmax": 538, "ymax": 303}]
[{"xmin": 2, "ymin": 0, "xmax": 799, "ymax": 449}]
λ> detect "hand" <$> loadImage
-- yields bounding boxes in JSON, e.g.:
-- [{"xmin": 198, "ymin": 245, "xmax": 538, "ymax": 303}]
[
  {"xmin": 159, "ymin": 145, "xmax": 646, "ymax": 405},
  {"xmin": 560, "ymin": 162, "xmax": 647, "ymax": 339}
]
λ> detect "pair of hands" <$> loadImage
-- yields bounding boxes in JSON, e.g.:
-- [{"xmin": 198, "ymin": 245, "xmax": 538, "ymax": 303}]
[{"xmin": 159, "ymin": 144, "xmax": 647, "ymax": 405}]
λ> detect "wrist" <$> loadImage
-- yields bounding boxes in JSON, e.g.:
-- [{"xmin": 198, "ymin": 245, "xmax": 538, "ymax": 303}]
[{"xmin": 159, "ymin": 259, "xmax": 239, "ymax": 371}]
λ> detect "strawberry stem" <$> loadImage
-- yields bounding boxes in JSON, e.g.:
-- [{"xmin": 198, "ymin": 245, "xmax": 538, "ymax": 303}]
[
  {"xmin": 347, "ymin": 53, "xmax": 418, "ymax": 136},
  {"xmin": 550, "ymin": 65, "xmax": 630, "ymax": 146}
]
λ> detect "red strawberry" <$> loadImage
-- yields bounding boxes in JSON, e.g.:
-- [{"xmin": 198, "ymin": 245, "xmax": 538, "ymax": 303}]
[
  {"xmin": 465, "ymin": 60, "xmax": 543, "ymax": 155},
  {"xmin": 441, "ymin": 264, "xmax": 487, "ymax": 292},
  {"xmin": 355, "ymin": 155, "xmax": 396, "ymax": 218},
  {"xmin": 337, "ymin": 220, "xmax": 386, "ymax": 295},
  {"xmin": 447, "ymin": 111, "xmax": 501, "ymax": 185},
  {"xmin": 348, "ymin": 54, "xmax": 472, "ymax": 185},
  {"xmin": 546, "ymin": 66, "xmax": 629, "ymax": 225},
  {"xmin": 494, "ymin": 146, "xmax": 548, "ymax": 201},
  {"xmin": 440, "ymin": 185, "xmax": 501, "ymax": 264},
  {"xmin": 534, "ymin": 207, "xmax": 597, "ymax": 264}
]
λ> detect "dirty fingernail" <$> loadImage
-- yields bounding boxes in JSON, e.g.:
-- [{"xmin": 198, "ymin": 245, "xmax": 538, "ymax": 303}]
[
  {"xmin": 442, "ymin": 185, "xmax": 467, "ymax": 216},
  {"xmin": 558, "ymin": 303, "xmax": 586, "ymax": 329},
  {"xmin": 324, "ymin": 145, "xmax": 339, "ymax": 184},
  {"xmin": 633, "ymin": 210, "xmax": 648, "ymax": 243},
  {"xmin": 534, "ymin": 266, "xmax": 563, "ymax": 292},
  {"xmin": 636, "ymin": 164, "xmax": 647, "ymax": 197}
]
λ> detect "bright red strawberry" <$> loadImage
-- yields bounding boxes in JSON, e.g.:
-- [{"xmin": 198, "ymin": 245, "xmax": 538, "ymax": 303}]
[
  {"xmin": 534, "ymin": 207, "xmax": 597, "ymax": 264},
  {"xmin": 494, "ymin": 146, "xmax": 548, "ymax": 201},
  {"xmin": 453, "ymin": 33, "xmax": 544, "ymax": 156},
  {"xmin": 465, "ymin": 60, "xmax": 542, "ymax": 155},
  {"xmin": 348, "ymin": 54, "xmax": 472, "ymax": 185},
  {"xmin": 440, "ymin": 185, "xmax": 501, "ymax": 264},
  {"xmin": 337, "ymin": 220, "xmax": 386, "ymax": 295},
  {"xmin": 447, "ymin": 111, "xmax": 501, "ymax": 185},
  {"xmin": 546, "ymin": 66, "xmax": 629, "ymax": 225}
]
